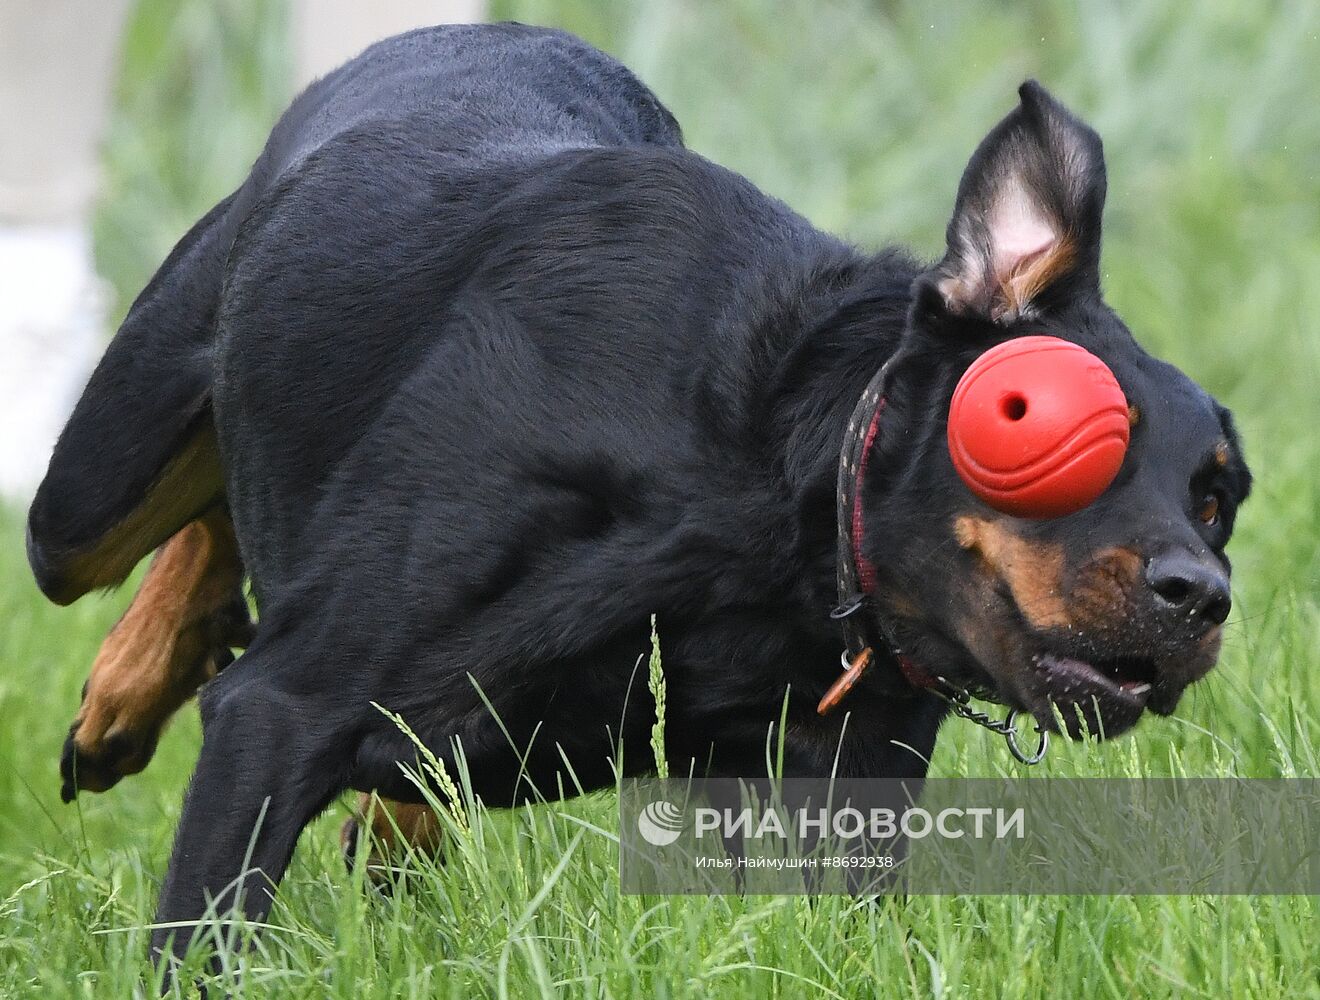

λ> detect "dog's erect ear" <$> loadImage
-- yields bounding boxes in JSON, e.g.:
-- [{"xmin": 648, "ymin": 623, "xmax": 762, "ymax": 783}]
[{"xmin": 930, "ymin": 81, "xmax": 1106, "ymax": 324}]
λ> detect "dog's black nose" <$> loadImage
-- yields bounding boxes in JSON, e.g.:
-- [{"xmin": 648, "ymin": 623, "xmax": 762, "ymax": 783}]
[{"xmin": 1144, "ymin": 550, "xmax": 1232, "ymax": 626}]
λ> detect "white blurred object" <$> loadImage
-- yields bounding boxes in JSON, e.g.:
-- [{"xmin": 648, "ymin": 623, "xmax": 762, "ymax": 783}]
[
  {"xmin": 293, "ymin": 0, "xmax": 486, "ymax": 88},
  {"xmin": 0, "ymin": 1, "xmax": 132, "ymax": 225},
  {"xmin": 0, "ymin": 0, "xmax": 131, "ymax": 506},
  {"xmin": 0, "ymin": 226, "xmax": 105, "ymax": 503}
]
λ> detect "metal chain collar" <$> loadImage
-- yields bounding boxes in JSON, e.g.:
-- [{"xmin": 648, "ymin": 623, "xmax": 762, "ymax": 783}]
[{"xmin": 925, "ymin": 677, "xmax": 1050, "ymax": 765}]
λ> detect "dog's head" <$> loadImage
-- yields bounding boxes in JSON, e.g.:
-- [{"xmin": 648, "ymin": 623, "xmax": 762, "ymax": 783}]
[{"xmin": 863, "ymin": 82, "xmax": 1252, "ymax": 739}]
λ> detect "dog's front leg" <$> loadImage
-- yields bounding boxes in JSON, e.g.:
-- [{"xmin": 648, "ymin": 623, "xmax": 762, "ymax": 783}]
[{"xmin": 150, "ymin": 639, "xmax": 349, "ymax": 987}]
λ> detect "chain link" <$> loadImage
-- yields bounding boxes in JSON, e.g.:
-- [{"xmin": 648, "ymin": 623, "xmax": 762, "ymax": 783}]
[{"xmin": 929, "ymin": 680, "xmax": 1050, "ymax": 765}]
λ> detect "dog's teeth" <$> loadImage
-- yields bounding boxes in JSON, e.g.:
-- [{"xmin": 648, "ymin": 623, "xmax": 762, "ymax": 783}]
[{"xmin": 1123, "ymin": 682, "xmax": 1151, "ymax": 695}]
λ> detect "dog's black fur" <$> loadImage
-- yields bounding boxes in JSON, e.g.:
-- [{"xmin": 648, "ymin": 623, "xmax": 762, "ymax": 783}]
[{"xmin": 27, "ymin": 23, "xmax": 1250, "ymax": 974}]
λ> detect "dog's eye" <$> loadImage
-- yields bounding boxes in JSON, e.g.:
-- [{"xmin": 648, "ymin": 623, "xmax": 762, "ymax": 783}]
[{"xmin": 1197, "ymin": 493, "xmax": 1221, "ymax": 527}]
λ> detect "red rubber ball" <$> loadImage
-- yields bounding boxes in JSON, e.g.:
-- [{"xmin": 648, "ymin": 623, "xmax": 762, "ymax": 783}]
[{"xmin": 947, "ymin": 335, "xmax": 1130, "ymax": 518}]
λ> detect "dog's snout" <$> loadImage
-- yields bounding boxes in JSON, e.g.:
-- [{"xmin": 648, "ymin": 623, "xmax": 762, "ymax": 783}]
[{"xmin": 1144, "ymin": 549, "xmax": 1231, "ymax": 626}]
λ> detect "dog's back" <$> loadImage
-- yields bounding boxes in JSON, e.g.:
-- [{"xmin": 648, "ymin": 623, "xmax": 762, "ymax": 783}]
[
  {"xmin": 27, "ymin": 23, "xmax": 681, "ymax": 603},
  {"xmin": 268, "ymin": 24, "xmax": 682, "ymax": 165}
]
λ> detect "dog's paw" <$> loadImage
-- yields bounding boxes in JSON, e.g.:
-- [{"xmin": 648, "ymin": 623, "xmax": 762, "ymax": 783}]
[
  {"xmin": 58, "ymin": 623, "xmax": 241, "ymax": 803},
  {"xmin": 59, "ymin": 712, "xmax": 160, "ymax": 802}
]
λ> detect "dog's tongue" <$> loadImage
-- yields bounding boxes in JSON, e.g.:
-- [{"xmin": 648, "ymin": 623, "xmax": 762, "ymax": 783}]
[{"xmin": 1034, "ymin": 654, "xmax": 1151, "ymax": 708}]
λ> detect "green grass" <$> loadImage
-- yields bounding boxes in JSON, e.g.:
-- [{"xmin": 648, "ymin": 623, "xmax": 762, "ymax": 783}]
[{"xmin": 3, "ymin": 0, "xmax": 1319, "ymax": 996}]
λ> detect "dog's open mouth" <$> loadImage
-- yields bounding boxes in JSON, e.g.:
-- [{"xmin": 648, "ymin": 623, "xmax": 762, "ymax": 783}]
[
  {"xmin": 1034, "ymin": 653, "xmax": 1157, "ymax": 702},
  {"xmin": 1027, "ymin": 652, "xmax": 1160, "ymax": 737}
]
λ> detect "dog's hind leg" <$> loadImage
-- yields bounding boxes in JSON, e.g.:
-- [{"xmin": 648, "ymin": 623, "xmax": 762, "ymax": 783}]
[
  {"xmin": 59, "ymin": 507, "xmax": 252, "ymax": 802},
  {"xmin": 340, "ymin": 793, "xmax": 444, "ymax": 881}
]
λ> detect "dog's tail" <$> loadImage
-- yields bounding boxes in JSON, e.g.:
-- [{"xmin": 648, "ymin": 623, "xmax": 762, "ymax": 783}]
[{"xmin": 27, "ymin": 193, "xmax": 240, "ymax": 605}]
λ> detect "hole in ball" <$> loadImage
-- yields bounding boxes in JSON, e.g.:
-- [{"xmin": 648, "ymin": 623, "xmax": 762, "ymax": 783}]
[{"xmin": 1001, "ymin": 393, "xmax": 1028, "ymax": 421}]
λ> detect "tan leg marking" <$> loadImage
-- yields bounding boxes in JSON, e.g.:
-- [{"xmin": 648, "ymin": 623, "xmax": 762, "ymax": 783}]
[
  {"xmin": 341, "ymin": 793, "xmax": 445, "ymax": 880},
  {"xmin": 61, "ymin": 507, "xmax": 250, "ymax": 800}
]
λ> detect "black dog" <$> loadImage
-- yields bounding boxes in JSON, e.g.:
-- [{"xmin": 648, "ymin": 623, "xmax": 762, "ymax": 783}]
[{"xmin": 28, "ymin": 23, "xmax": 1250, "ymax": 974}]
